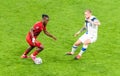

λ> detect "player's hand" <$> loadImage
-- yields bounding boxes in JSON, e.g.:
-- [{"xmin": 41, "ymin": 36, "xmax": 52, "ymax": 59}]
[
  {"xmin": 74, "ymin": 32, "xmax": 80, "ymax": 37},
  {"xmin": 52, "ymin": 36, "xmax": 57, "ymax": 40}
]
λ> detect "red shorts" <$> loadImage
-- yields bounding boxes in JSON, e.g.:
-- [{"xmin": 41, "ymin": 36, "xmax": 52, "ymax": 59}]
[{"xmin": 26, "ymin": 33, "xmax": 42, "ymax": 48}]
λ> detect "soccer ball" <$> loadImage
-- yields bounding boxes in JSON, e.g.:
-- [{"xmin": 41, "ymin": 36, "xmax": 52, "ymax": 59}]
[{"xmin": 34, "ymin": 57, "xmax": 42, "ymax": 64}]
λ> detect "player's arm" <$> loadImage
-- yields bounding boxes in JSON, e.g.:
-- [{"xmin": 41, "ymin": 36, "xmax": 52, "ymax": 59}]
[
  {"xmin": 30, "ymin": 27, "xmax": 36, "ymax": 44},
  {"xmin": 74, "ymin": 25, "xmax": 86, "ymax": 37},
  {"xmin": 93, "ymin": 21, "xmax": 100, "ymax": 25},
  {"xmin": 43, "ymin": 30, "xmax": 57, "ymax": 40},
  {"xmin": 87, "ymin": 19, "xmax": 101, "ymax": 26}
]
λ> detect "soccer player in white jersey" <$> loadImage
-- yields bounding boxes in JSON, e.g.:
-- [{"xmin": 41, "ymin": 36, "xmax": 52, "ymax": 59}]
[{"xmin": 66, "ymin": 9, "xmax": 101, "ymax": 59}]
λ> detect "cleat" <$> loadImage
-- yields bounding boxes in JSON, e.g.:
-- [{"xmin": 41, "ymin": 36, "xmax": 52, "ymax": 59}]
[
  {"xmin": 75, "ymin": 55, "xmax": 81, "ymax": 60},
  {"xmin": 30, "ymin": 54, "xmax": 36, "ymax": 61},
  {"xmin": 21, "ymin": 54, "xmax": 29, "ymax": 58},
  {"xmin": 66, "ymin": 52, "xmax": 74, "ymax": 55}
]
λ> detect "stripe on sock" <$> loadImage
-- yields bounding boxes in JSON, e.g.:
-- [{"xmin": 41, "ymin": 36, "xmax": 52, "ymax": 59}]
[
  {"xmin": 81, "ymin": 47, "xmax": 86, "ymax": 51},
  {"xmin": 72, "ymin": 46, "xmax": 77, "ymax": 48}
]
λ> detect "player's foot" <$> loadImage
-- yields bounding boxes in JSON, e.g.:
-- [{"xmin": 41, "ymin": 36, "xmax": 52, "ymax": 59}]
[
  {"xmin": 30, "ymin": 54, "xmax": 36, "ymax": 61},
  {"xmin": 21, "ymin": 54, "xmax": 29, "ymax": 58},
  {"xmin": 75, "ymin": 55, "xmax": 81, "ymax": 60},
  {"xmin": 66, "ymin": 52, "xmax": 74, "ymax": 55}
]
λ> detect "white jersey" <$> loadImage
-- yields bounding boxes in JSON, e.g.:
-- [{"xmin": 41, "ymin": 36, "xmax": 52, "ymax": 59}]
[{"xmin": 85, "ymin": 16, "xmax": 100, "ymax": 37}]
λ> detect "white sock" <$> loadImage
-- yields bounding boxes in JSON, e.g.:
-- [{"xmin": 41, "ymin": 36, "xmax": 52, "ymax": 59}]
[
  {"xmin": 71, "ymin": 45, "xmax": 78, "ymax": 54},
  {"xmin": 79, "ymin": 50, "xmax": 84, "ymax": 56},
  {"xmin": 78, "ymin": 45, "xmax": 88, "ymax": 56}
]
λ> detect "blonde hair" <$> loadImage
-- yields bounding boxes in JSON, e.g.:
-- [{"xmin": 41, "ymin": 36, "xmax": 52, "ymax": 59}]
[{"xmin": 85, "ymin": 9, "xmax": 92, "ymax": 13}]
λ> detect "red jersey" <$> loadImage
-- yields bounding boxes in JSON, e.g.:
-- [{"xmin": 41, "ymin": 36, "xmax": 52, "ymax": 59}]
[{"xmin": 28, "ymin": 21, "xmax": 46, "ymax": 37}]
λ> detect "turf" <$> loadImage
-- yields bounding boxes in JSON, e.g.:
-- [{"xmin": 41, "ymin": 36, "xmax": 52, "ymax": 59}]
[{"xmin": 0, "ymin": 0, "xmax": 120, "ymax": 76}]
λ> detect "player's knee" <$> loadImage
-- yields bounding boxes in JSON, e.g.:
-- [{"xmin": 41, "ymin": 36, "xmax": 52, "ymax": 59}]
[
  {"xmin": 84, "ymin": 41, "xmax": 90, "ymax": 45},
  {"xmin": 30, "ymin": 46, "xmax": 35, "ymax": 49},
  {"xmin": 74, "ymin": 42, "xmax": 80, "ymax": 46},
  {"xmin": 37, "ymin": 47, "xmax": 44, "ymax": 52},
  {"xmin": 84, "ymin": 42, "xmax": 89, "ymax": 45},
  {"xmin": 40, "ymin": 45, "xmax": 44, "ymax": 50},
  {"xmin": 74, "ymin": 40, "xmax": 82, "ymax": 46},
  {"xmin": 84, "ymin": 42, "xmax": 87, "ymax": 45},
  {"xmin": 84, "ymin": 40, "xmax": 91, "ymax": 45},
  {"xmin": 40, "ymin": 47, "xmax": 44, "ymax": 50},
  {"xmin": 74, "ymin": 43, "xmax": 79, "ymax": 46}
]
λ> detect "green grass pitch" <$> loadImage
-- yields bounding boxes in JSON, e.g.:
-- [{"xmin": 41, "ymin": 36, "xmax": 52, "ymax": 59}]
[{"xmin": 0, "ymin": 0, "xmax": 120, "ymax": 76}]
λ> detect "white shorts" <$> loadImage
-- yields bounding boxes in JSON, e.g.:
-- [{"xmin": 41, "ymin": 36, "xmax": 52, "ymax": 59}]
[{"xmin": 79, "ymin": 33, "xmax": 97, "ymax": 43}]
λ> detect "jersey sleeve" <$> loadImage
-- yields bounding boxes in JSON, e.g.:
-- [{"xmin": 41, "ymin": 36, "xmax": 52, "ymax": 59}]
[
  {"xmin": 91, "ymin": 17, "xmax": 100, "ymax": 26},
  {"xmin": 33, "ymin": 22, "xmax": 41, "ymax": 30},
  {"xmin": 91, "ymin": 17, "xmax": 99, "ymax": 22},
  {"xmin": 94, "ymin": 18, "xmax": 99, "ymax": 22},
  {"xmin": 33, "ymin": 23, "xmax": 38, "ymax": 30}
]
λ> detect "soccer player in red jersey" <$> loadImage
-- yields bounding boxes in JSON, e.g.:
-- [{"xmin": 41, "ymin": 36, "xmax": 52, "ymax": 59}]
[{"xmin": 21, "ymin": 14, "xmax": 57, "ymax": 62}]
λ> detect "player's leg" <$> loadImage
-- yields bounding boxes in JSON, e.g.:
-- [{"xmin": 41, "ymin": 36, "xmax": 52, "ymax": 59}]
[
  {"xmin": 21, "ymin": 46, "xmax": 35, "ymax": 58},
  {"xmin": 32, "ymin": 45, "xmax": 44, "ymax": 57},
  {"xmin": 31, "ymin": 41, "xmax": 44, "ymax": 61},
  {"xmin": 75, "ymin": 39, "xmax": 91, "ymax": 59},
  {"xmin": 67, "ymin": 33, "xmax": 87, "ymax": 55},
  {"xmin": 21, "ymin": 35, "xmax": 35, "ymax": 58},
  {"xmin": 66, "ymin": 39, "xmax": 82, "ymax": 55}
]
